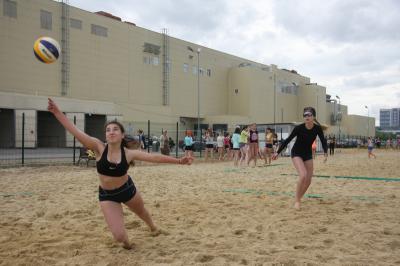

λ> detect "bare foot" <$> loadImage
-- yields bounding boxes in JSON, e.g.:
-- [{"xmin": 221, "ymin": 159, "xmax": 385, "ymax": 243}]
[
  {"xmin": 122, "ymin": 242, "xmax": 134, "ymax": 250},
  {"xmin": 150, "ymin": 228, "xmax": 169, "ymax": 237},
  {"xmin": 294, "ymin": 202, "xmax": 301, "ymax": 210}
]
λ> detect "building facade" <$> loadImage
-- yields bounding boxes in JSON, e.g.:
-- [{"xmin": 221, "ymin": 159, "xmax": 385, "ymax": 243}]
[
  {"xmin": 380, "ymin": 108, "xmax": 400, "ymax": 129},
  {"xmin": 0, "ymin": 0, "xmax": 375, "ymax": 148}
]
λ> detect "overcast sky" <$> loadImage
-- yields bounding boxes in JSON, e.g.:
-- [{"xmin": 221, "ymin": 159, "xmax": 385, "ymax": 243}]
[{"xmin": 69, "ymin": 0, "xmax": 400, "ymax": 125}]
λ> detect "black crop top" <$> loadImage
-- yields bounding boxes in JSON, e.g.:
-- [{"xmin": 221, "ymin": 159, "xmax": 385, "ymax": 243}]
[
  {"xmin": 96, "ymin": 145, "xmax": 129, "ymax": 177},
  {"xmin": 276, "ymin": 123, "xmax": 328, "ymax": 155}
]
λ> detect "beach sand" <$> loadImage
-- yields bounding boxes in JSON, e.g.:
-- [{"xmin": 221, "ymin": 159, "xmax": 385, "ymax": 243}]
[{"xmin": 1, "ymin": 149, "xmax": 399, "ymax": 265}]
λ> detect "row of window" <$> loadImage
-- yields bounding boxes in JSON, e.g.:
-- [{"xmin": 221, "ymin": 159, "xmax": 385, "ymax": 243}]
[
  {"xmin": 183, "ymin": 63, "xmax": 212, "ymax": 77},
  {"xmin": 4, "ymin": 0, "xmax": 212, "ymax": 76},
  {"xmin": 3, "ymin": 0, "xmax": 108, "ymax": 37},
  {"xmin": 142, "ymin": 58, "xmax": 212, "ymax": 77},
  {"xmin": 278, "ymin": 81, "xmax": 298, "ymax": 95}
]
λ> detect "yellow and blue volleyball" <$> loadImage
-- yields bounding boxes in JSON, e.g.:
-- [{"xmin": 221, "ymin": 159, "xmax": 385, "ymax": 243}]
[{"xmin": 33, "ymin": 37, "xmax": 60, "ymax": 64}]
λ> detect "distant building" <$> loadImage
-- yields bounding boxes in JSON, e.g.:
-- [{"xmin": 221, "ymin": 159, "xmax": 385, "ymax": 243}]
[
  {"xmin": 0, "ymin": 0, "xmax": 375, "ymax": 148},
  {"xmin": 380, "ymin": 108, "xmax": 400, "ymax": 129}
]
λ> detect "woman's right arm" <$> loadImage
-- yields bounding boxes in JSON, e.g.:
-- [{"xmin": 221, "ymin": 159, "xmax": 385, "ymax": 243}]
[
  {"xmin": 275, "ymin": 126, "xmax": 299, "ymax": 155},
  {"xmin": 47, "ymin": 98, "xmax": 103, "ymax": 153}
]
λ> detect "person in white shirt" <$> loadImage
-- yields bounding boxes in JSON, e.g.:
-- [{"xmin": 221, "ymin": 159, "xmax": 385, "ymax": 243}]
[{"xmin": 216, "ymin": 132, "xmax": 225, "ymax": 161}]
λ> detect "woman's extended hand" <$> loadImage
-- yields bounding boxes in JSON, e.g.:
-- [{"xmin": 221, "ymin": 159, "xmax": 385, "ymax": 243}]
[
  {"xmin": 271, "ymin": 153, "xmax": 279, "ymax": 160},
  {"xmin": 47, "ymin": 98, "xmax": 61, "ymax": 115},
  {"xmin": 179, "ymin": 156, "xmax": 193, "ymax": 165}
]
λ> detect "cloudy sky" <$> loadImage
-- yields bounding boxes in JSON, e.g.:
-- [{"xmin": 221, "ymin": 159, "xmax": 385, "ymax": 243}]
[{"xmin": 69, "ymin": 0, "xmax": 400, "ymax": 125}]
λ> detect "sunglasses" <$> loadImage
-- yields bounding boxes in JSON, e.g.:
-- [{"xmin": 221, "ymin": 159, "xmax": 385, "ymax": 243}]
[{"xmin": 303, "ymin": 113, "xmax": 313, "ymax": 118}]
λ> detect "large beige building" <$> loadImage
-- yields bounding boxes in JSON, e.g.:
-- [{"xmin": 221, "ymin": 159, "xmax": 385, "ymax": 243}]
[{"xmin": 0, "ymin": 0, "xmax": 374, "ymax": 148}]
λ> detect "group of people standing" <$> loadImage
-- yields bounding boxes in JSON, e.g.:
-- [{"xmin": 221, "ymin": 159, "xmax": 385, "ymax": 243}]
[{"xmin": 182, "ymin": 124, "xmax": 280, "ymax": 167}]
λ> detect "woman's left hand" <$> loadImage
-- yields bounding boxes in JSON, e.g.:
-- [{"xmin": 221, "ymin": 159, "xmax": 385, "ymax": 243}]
[{"xmin": 179, "ymin": 156, "xmax": 193, "ymax": 165}]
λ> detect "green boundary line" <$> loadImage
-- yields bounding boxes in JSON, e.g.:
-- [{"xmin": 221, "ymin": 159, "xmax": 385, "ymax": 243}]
[{"xmin": 280, "ymin": 173, "xmax": 400, "ymax": 182}]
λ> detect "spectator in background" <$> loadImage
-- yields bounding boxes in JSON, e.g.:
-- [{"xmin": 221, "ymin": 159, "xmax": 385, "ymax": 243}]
[
  {"xmin": 204, "ymin": 129, "xmax": 214, "ymax": 162},
  {"xmin": 184, "ymin": 130, "xmax": 194, "ymax": 159},
  {"xmin": 376, "ymin": 138, "xmax": 381, "ymax": 148},
  {"xmin": 367, "ymin": 137, "xmax": 377, "ymax": 159},
  {"xmin": 329, "ymin": 136, "xmax": 336, "ymax": 155},
  {"xmin": 138, "ymin": 129, "xmax": 146, "ymax": 151},
  {"xmin": 160, "ymin": 130, "xmax": 170, "ymax": 155},
  {"xmin": 231, "ymin": 127, "xmax": 241, "ymax": 167},
  {"xmin": 224, "ymin": 132, "xmax": 232, "ymax": 160},
  {"xmin": 217, "ymin": 132, "xmax": 225, "ymax": 161}
]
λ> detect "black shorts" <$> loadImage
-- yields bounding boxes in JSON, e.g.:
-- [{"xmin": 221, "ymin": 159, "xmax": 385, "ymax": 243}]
[
  {"xmin": 291, "ymin": 149, "xmax": 313, "ymax": 162},
  {"xmin": 99, "ymin": 176, "xmax": 137, "ymax": 203},
  {"xmin": 224, "ymin": 145, "xmax": 230, "ymax": 149},
  {"xmin": 185, "ymin": 145, "xmax": 193, "ymax": 151},
  {"xmin": 265, "ymin": 143, "xmax": 273, "ymax": 148},
  {"xmin": 233, "ymin": 148, "xmax": 240, "ymax": 151},
  {"xmin": 206, "ymin": 144, "xmax": 214, "ymax": 149}
]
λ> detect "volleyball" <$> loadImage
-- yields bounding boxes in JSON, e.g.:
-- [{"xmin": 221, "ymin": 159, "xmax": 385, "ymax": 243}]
[{"xmin": 33, "ymin": 37, "xmax": 60, "ymax": 63}]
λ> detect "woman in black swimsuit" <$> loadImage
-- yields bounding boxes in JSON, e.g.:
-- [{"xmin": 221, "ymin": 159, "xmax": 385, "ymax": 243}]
[
  {"xmin": 272, "ymin": 107, "xmax": 328, "ymax": 209},
  {"xmin": 48, "ymin": 98, "xmax": 192, "ymax": 249}
]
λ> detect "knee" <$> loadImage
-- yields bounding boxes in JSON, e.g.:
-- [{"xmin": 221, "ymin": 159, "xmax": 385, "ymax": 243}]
[{"xmin": 298, "ymin": 173, "xmax": 307, "ymax": 181}]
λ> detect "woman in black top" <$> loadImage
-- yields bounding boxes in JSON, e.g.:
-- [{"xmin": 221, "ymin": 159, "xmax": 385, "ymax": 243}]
[
  {"xmin": 48, "ymin": 98, "xmax": 192, "ymax": 249},
  {"xmin": 272, "ymin": 107, "xmax": 328, "ymax": 209}
]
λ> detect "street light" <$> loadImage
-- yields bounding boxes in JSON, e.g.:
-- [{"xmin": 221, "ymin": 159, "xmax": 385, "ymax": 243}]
[
  {"xmin": 187, "ymin": 46, "xmax": 201, "ymax": 141},
  {"xmin": 365, "ymin": 105, "xmax": 369, "ymax": 137},
  {"xmin": 336, "ymin": 95, "xmax": 341, "ymax": 141}
]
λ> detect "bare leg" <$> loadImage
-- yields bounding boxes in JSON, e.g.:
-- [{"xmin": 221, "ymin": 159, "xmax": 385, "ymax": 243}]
[
  {"xmin": 300, "ymin": 159, "xmax": 314, "ymax": 198},
  {"xmin": 254, "ymin": 144, "xmax": 258, "ymax": 166},
  {"xmin": 239, "ymin": 146, "xmax": 246, "ymax": 165},
  {"xmin": 291, "ymin": 157, "xmax": 308, "ymax": 209},
  {"xmin": 99, "ymin": 201, "xmax": 132, "ymax": 249},
  {"xmin": 124, "ymin": 191, "xmax": 158, "ymax": 234},
  {"xmin": 234, "ymin": 150, "xmax": 239, "ymax": 166}
]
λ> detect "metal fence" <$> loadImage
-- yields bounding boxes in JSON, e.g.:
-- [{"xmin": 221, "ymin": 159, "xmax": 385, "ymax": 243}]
[{"xmin": 1, "ymin": 115, "xmax": 388, "ymax": 167}]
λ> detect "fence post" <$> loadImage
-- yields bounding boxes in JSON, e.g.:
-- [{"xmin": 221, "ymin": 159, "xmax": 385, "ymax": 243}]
[
  {"xmin": 22, "ymin": 112, "xmax": 25, "ymax": 165},
  {"xmin": 175, "ymin": 122, "xmax": 179, "ymax": 158},
  {"xmin": 199, "ymin": 128, "xmax": 202, "ymax": 158},
  {"xmin": 73, "ymin": 115, "xmax": 76, "ymax": 164},
  {"xmin": 147, "ymin": 120, "xmax": 150, "ymax": 153}
]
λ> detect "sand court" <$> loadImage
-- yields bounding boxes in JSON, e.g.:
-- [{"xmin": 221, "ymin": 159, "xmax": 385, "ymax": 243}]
[{"xmin": 1, "ymin": 149, "xmax": 399, "ymax": 265}]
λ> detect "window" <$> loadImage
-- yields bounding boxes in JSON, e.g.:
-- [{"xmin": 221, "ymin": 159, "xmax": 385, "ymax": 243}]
[
  {"xmin": 183, "ymin": 63, "xmax": 189, "ymax": 73},
  {"xmin": 143, "ymin": 56, "xmax": 149, "ymax": 64},
  {"xmin": 143, "ymin": 43, "xmax": 160, "ymax": 55},
  {"xmin": 3, "ymin": 0, "xmax": 17, "ymax": 18},
  {"xmin": 40, "ymin": 10, "xmax": 52, "ymax": 30},
  {"xmin": 153, "ymin": 57, "xmax": 159, "ymax": 66},
  {"xmin": 70, "ymin": 18, "xmax": 82, "ymax": 29},
  {"xmin": 192, "ymin": 66, "xmax": 198, "ymax": 75},
  {"xmin": 278, "ymin": 81, "xmax": 298, "ymax": 95},
  {"xmin": 91, "ymin": 24, "xmax": 108, "ymax": 37},
  {"xmin": 207, "ymin": 69, "xmax": 211, "ymax": 77}
]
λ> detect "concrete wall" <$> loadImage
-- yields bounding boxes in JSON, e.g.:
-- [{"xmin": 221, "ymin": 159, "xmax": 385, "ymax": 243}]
[{"xmin": 0, "ymin": 0, "xmax": 375, "ymax": 138}]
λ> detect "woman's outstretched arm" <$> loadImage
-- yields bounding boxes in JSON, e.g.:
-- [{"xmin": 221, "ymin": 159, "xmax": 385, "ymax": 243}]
[{"xmin": 47, "ymin": 98, "xmax": 103, "ymax": 153}]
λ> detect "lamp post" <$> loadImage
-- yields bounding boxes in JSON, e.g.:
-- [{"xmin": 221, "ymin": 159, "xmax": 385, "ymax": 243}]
[
  {"xmin": 196, "ymin": 48, "xmax": 201, "ymax": 141},
  {"xmin": 336, "ymin": 95, "xmax": 341, "ymax": 142},
  {"xmin": 188, "ymin": 46, "xmax": 201, "ymax": 141},
  {"xmin": 365, "ymin": 105, "xmax": 369, "ymax": 137},
  {"xmin": 273, "ymin": 73, "xmax": 276, "ymax": 132}
]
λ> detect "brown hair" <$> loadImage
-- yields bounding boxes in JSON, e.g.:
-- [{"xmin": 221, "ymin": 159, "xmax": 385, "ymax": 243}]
[{"xmin": 104, "ymin": 120, "xmax": 127, "ymax": 147}]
